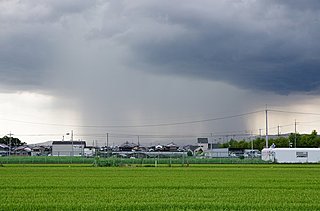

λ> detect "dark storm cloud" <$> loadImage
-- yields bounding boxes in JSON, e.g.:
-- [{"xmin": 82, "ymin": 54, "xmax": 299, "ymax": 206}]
[
  {"xmin": 0, "ymin": 0, "xmax": 95, "ymax": 91},
  {"xmin": 115, "ymin": 0, "xmax": 320, "ymax": 94},
  {"xmin": 1, "ymin": 0, "xmax": 320, "ymax": 94},
  {"xmin": 0, "ymin": 32, "xmax": 54, "ymax": 90}
]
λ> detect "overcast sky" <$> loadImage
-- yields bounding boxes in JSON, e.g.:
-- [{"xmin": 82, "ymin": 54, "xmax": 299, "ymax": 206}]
[{"xmin": 1, "ymin": 0, "xmax": 320, "ymax": 145}]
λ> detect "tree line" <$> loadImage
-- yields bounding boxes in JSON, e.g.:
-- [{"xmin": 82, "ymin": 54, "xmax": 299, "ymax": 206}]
[
  {"xmin": 220, "ymin": 130, "xmax": 320, "ymax": 151},
  {"xmin": 0, "ymin": 136, "xmax": 25, "ymax": 147}
]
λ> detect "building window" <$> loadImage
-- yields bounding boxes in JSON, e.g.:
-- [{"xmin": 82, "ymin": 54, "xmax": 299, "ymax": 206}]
[{"xmin": 296, "ymin": 152, "xmax": 308, "ymax": 158}]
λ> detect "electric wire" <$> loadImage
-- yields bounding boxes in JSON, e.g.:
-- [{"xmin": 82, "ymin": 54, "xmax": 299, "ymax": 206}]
[
  {"xmin": 268, "ymin": 109, "xmax": 320, "ymax": 116},
  {"xmin": 0, "ymin": 110, "xmax": 263, "ymax": 128}
]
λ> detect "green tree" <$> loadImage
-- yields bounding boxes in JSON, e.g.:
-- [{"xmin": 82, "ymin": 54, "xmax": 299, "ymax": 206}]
[
  {"xmin": 187, "ymin": 150, "xmax": 193, "ymax": 156},
  {"xmin": 0, "ymin": 136, "xmax": 26, "ymax": 147}
]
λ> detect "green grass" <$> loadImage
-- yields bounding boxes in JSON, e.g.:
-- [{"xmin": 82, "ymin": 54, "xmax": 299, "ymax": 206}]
[
  {"xmin": 0, "ymin": 156, "xmax": 268, "ymax": 165},
  {"xmin": 0, "ymin": 164, "xmax": 320, "ymax": 210},
  {"xmin": 0, "ymin": 156, "xmax": 95, "ymax": 164}
]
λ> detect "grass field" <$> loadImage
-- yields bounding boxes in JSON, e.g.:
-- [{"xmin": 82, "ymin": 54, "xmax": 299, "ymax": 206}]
[
  {"xmin": 0, "ymin": 164, "xmax": 320, "ymax": 210},
  {"xmin": 0, "ymin": 156, "xmax": 267, "ymax": 165}
]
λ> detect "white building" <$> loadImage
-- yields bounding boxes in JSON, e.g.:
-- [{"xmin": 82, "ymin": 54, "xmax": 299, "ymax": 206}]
[
  {"xmin": 205, "ymin": 148, "xmax": 229, "ymax": 158},
  {"xmin": 197, "ymin": 138, "xmax": 209, "ymax": 150},
  {"xmin": 52, "ymin": 141, "xmax": 86, "ymax": 156},
  {"xmin": 262, "ymin": 148, "xmax": 320, "ymax": 163}
]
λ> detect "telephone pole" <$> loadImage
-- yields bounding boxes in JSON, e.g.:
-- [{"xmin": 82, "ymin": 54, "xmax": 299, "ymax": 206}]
[
  {"xmin": 250, "ymin": 131, "xmax": 253, "ymax": 152},
  {"xmin": 71, "ymin": 130, "xmax": 74, "ymax": 156},
  {"xmin": 265, "ymin": 106, "xmax": 269, "ymax": 148},
  {"xmin": 259, "ymin": 129, "xmax": 262, "ymax": 138},
  {"xmin": 277, "ymin": 125, "xmax": 281, "ymax": 137},
  {"xmin": 7, "ymin": 132, "xmax": 13, "ymax": 156},
  {"xmin": 294, "ymin": 120, "xmax": 297, "ymax": 148},
  {"xmin": 105, "ymin": 133, "xmax": 109, "ymax": 158}
]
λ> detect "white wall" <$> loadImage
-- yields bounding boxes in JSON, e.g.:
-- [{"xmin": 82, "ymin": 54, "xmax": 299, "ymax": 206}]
[
  {"xmin": 52, "ymin": 144, "xmax": 84, "ymax": 156},
  {"xmin": 262, "ymin": 148, "xmax": 320, "ymax": 163},
  {"xmin": 205, "ymin": 148, "xmax": 229, "ymax": 158}
]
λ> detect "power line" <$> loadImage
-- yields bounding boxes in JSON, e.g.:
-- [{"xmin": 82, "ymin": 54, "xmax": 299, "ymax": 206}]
[
  {"xmin": 14, "ymin": 130, "xmax": 260, "ymax": 139},
  {"xmin": 0, "ymin": 110, "xmax": 263, "ymax": 128},
  {"xmin": 269, "ymin": 109, "xmax": 320, "ymax": 116}
]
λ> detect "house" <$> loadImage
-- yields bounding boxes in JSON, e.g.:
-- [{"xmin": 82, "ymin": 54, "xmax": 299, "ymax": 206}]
[
  {"xmin": 14, "ymin": 146, "xmax": 32, "ymax": 156},
  {"xmin": 155, "ymin": 144, "xmax": 164, "ymax": 151},
  {"xmin": 132, "ymin": 146, "xmax": 147, "ymax": 152},
  {"xmin": 52, "ymin": 141, "xmax": 86, "ymax": 156},
  {"xmin": 119, "ymin": 141, "xmax": 138, "ymax": 151},
  {"xmin": 31, "ymin": 146, "xmax": 51, "ymax": 156},
  {"xmin": 164, "ymin": 142, "xmax": 178, "ymax": 152},
  {"xmin": 0, "ymin": 144, "xmax": 9, "ymax": 156},
  {"xmin": 197, "ymin": 138, "xmax": 209, "ymax": 150}
]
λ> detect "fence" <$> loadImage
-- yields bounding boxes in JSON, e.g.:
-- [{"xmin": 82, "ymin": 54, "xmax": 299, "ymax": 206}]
[
  {"xmin": 0, "ymin": 156, "xmax": 94, "ymax": 164},
  {"xmin": 0, "ymin": 156, "xmax": 269, "ymax": 166}
]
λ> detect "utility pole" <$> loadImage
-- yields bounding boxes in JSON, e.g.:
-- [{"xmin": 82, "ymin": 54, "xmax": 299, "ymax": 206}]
[
  {"xmin": 294, "ymin": 119, "xmax": 297, "ymax": 148},
  {"xmin": 250, "ymin": 131, "xmax": 253, "ymax": 152},
  {"xmin": 71, "ymin": 130, "xmax": 74, "ymax": 141},
  {"xmin": 277, "ymin": 125, "xmax": 281, "ymax": 137},
  {"xmin": 210, "ymin": 133, "xmax": 213, "ymax": 150},
  {"xmin": 265, "ymin": 105, "xmax": 269, "ymax": 148},
  {"xmin": 7, "ymin": 132, "xmax": 13, "ymax": 156},
  {"xmin": 259, "ymin": 129, "xmax": 262, "ymax": 138},
  {"xmin": 105, "ymin": 133, "xmax": 109, "ymax": 158},
  {"xmin": 137, "ymin": 135, "xmax": 140, "ymax": 146},
  {"xmin": 71, "ymin": 130, "xmax": 74, "ymax": 156},
  {"xmin": 106, "ymin": 133, "xmax": 109, "ymax": 147}
]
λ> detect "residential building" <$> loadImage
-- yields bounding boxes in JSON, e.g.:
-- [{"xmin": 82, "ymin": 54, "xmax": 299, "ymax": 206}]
[
  {"xmin": 197, "ymin": 138, "xmax": 209, "ymax": 150},
  {"xmin": 0, "ymin": 144, "xmax": 9, "ymax": 156},
  {"xmin": 14, "ymin": 146, "xmax": 32, "ymax": 156},
  {"xmin": 31, "ymin": 146, "xmax": 51, "ymax": 156},
  {"xmin": 119, "ymin": 141, "xmax": 138, "ymax": 151}
]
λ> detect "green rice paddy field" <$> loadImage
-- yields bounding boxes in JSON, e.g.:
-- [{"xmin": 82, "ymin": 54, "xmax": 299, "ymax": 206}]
[{"xmin": 0, "ymin": 164, "xmax": 320, "ymax": 210}]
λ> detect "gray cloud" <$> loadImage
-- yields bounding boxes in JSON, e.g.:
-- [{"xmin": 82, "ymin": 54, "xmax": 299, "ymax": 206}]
[
  {"xmin": 111, "ymin": 0, "xmax": 320, "ymax": 94},
  {"xmin": 1, "ymin": 0, "xmax": 320, "ymax": 94},
  {"xmin": 2, "ymin": 0, "xmax": 320, "ymax": 144}
]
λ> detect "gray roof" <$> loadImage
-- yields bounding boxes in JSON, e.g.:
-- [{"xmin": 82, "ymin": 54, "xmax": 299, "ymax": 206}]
[
  {"xmin": 197, "ymin": 138, "xmax": 208, "ymax": 143},
  {"xmin": 166, "ymin": 142, "xmax": 177, "ymax": 147},
  {"xmin": 120, "ymin": 141, "xmax": 138, "ymax": 148},
  {"xmin": 52, "ymin": 141, "xmax": 86, "ymax": 146},
  {"xmin": 0, "ymin": 144, "xmax": 9, "ymax": 149},
  {"xmin": 14, "ymin": 146, "xmax": 32, "ymax": 152}
]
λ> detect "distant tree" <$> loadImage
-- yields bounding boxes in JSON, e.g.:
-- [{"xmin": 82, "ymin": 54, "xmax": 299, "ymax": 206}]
[
  {"xmin": 237, "ymin": 140, "xmax": 250, "ymax": 149},
  {"xmin": 253, "ymin": 138, "xmax": 265, "ymax": 151},
  {"xmin": 187, "ymin": 150, "xmax": 193, "ymax": 157},
  {"xmin": 0, "ymin": 136, "xmax": 26, "ymax": 147},
  {"xmin": 220, "ymin": 130, "xmax": 320, "ymax": 150},
  {"xmin": 288, "ymin": 133, "xmax": 301, "ymax": 147}
]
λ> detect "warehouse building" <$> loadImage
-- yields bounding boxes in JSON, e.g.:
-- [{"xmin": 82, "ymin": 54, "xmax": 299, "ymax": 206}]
[
  {"xmin": 262, "ymin": 148, "xmax": 320, "ymax": 163},
  {"xmin": 52, "ymin": 141, "xmax": 86, "ymax": 156}
]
